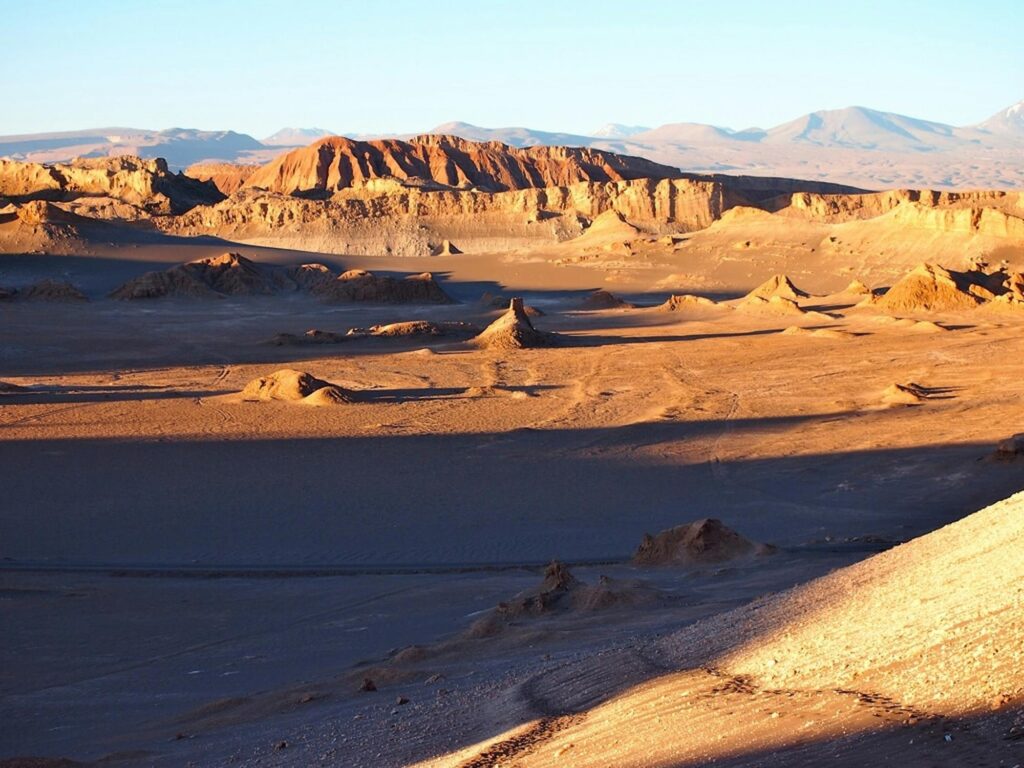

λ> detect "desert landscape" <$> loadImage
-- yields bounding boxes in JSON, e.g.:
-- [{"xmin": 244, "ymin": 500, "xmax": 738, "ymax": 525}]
[{"xmin": 2, "ymin": 4, "xmax": 1023, "ymax": 767}]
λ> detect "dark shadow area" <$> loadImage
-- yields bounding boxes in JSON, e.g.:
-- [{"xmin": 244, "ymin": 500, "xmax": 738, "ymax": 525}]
[
  {"xmin": 1, "ymin": 420, "xmax": 1019, "ymax": 568},
  {"xmin": 359, "ymin": 384, "xmax": 562, "ymax": 403},
  {"xmin": 0, "ymin": 385, "xmax": 234, "ymax": 406},
  {"xmin": 0, "ymin": 420, "xmax": 1020, "ymax": 764},
  {"xmin": 559, "ymin": 327, "xmax": 783, "ymax": 348}
]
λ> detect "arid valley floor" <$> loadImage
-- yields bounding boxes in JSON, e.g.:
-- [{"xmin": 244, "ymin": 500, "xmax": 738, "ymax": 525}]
[{"xmin": 1, "ymin": 136, "xmax": 1023, "ymax": 767}]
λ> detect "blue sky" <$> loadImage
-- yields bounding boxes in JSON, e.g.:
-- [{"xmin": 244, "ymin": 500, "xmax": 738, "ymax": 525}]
[{"xmin": 2, "ymin": 0, "xmax": 1021, "ymax": 137}]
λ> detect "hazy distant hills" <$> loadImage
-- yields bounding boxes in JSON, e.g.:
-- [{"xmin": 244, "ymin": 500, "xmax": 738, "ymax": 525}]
[
  {"xmin": 261, "ymin": 127, "xmax": 335, "ymax": 146},
  {"xmin": 0, "ymin": 127, "xmax": 271, "ymax": 169},
  {"xmin": 1, "ymin": 101, "xmax": 1020, "ymax": 189}
]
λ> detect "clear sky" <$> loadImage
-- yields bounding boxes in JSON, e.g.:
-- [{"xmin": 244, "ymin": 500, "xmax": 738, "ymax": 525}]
[{"xmin": 3, "ymin": 0, "xmax": 1021, "ymax": 138}]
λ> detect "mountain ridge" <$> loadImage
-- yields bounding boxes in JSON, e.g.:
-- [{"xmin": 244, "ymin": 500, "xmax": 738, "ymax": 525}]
[{"xmin": 1, "ymin": 99, "xmax": 1020, "ymax": 189}]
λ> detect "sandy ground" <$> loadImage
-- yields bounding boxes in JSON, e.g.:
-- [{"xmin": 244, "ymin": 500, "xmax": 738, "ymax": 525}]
[{"xmin": 1, "ymin": 245, "xmax": 1023, "ymax": 765}]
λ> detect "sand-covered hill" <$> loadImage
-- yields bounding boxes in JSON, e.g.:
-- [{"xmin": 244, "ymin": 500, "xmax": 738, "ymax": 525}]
[
  {"xmin": 240, "ymin": 134, "xmax": 684, "ymax": 195},
  {"xmin": 420, "ymin": 492, "xmax": 1024, "ymax": 767}
]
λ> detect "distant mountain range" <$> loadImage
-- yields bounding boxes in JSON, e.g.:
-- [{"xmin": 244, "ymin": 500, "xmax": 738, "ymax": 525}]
[{"xmin": 1, "ymin": 101, "xmax": 1020, "ymax": 190}]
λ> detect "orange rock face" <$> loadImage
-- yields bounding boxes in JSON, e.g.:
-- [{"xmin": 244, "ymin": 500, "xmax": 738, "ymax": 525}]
[
  {"xmin": 241, "ymin": 134, "xmax": 683, "ymax": 196},
  {"xmin": 185, "ymin": 162, "xmax": 261, "ymax": 195}
]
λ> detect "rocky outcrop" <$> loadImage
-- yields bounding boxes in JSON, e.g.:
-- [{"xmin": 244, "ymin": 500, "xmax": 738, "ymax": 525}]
[
  {"xmin": 473, "ymin": 298, "xmax": 557, "ymax": 349},
  {"xmin": 781, "ymin": 188, "xmax": 1024, "ymax": 225},
  {"xmin": 873, "ymin": 263, "xmax": 1022, "ymax": 313},
  {"xmin": 657, "ymin": 294, "xmax": 721, "ymax": 312},
  {"xmin": 185, "ymin": 162, "xmax": 260, "ymax": 195},
  {"xmin": 239, "ymin": 369, "xmax": 353, "ymax": 405},
  {"xmin": 633, "ymin": 519, "xmax": 773, "ymax": 566},
  {"xmin": 110, "ymin": 252, "xmax": 283, "ymax": 299},
  {"xmin": 159, "ymin": 177, "xmax": 728, "ymax": 256},
  {"xmin": 242, "ymin": 134, "xmax": 683, "ymax": 196},
  {"xmin": 0, "ymin": 156, "xmax": 223, "ymax": 215},
  {"xmin": 579, "ymin": 289, "xmax": 635, "ymax": 309},
  {"xmin": 314, "ymin": 270, "xmax": 452, "ymax": 304},
  {"xmin": 12, "ymin": 279, "xmax": 87, "ymax": 301},
  {"xmin": 744, "ymin": 274, "xmax": 809, "ymax": 301}
]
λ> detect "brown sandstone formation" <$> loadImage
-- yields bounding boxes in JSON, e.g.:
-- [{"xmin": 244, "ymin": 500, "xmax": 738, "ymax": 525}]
[
  {"xmin": 239, "ymin": 369, "xmax": 353, "ymax": 405},
  {"xmin": 633, "ymin": 519, "xmax": 773, "ymax": 566},
  {"xmin": 579, "ymin": 289, "xmax": 635, "ymax": 310},
  {"xmin": 873, "ymin": 263, "xmax": 1022, "ymax": 313},
  {"xmin": 467, "ymin": 561, "xmax": 663, "ymax": 638},
  {"xmin": 313, "ymin": 270, "xmax": 452, "ymax": 304},
  {"xmin": 744, "ymin": 274, "xmax": 809, "ymax": 301},
  {"xmin": 241, "ymin": 134, "xmax": 683, "ymax": 196},
  {"xmin": 13, "ymin": 279, "xmax": 88, "ymax": 301},
  {"xmin": 472, "ymin": 298, "xmax": 557, "ymax": 350},
  {"xmin": 184, "ymin": 162, "xmax": 260, "ymax": 195},
  {"xmin": 0, "ymin": 155, "xmax": 223, "ymax": 214},
  {"xmin": 657, "ymin": 294, "xmax": 720, "ymax": 312},
  {"xmin": 110, "ymin": 253, "xmax": 282, "ymax": 299}
]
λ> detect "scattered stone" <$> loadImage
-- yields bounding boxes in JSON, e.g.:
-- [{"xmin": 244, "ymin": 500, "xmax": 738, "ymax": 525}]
[
  {"xmin": 395, "ymin": 696, "xmax": 409, "ymax": 706},
  {"xmin": 360, "ymin": 678, "xmax": 377, "ymax": 693}
]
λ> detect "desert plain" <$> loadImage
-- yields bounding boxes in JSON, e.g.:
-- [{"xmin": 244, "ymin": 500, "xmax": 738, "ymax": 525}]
[{"xmin": 1, "ymin": 133, "xmax": 1023, "ymax": 768}]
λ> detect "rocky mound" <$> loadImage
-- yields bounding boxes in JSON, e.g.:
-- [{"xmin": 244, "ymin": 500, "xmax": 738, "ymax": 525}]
[
  {"xmin": 0, "ymin": 381, "xmax": 28, "ymax": 393},
  {"xmin": 110, "ymin": 253, "xmax": 281, "ymax": 299},
  {"xmin": 239, "ymin": 369, "xmax": 353, "ymax": 405},
  {"xmin": 633, "ymin": 519, "xmax": 773, "ymax": 566},
  {"xmin": 352, "ymin": 320, "xmax": 480, "ymax": 339},
  {"xmin": 993, "ymin": 433, "xmax": 1024, "ymax": 460},
  {"xmin": 579, "ymin": 289, "xmax": 635, "ymax": 310},
  {"xmin": 314, "ymin": 270, "xmax": 452, "ymax": 304},
  {"xmin": 467, "ymin": 561, "xmax": 662, "ymax": 638},
  {"xmin": 657, "ymin": 294, "xmax": 720, "ymax": 312},
  {"xmin": 284, "ymin": 263, "xmax": 337, "ymax": 292},
  {"xmin": 666, "ymin": 491, "xmax": 1024, "ymax": 716},
  {"xmin": 874, "ymin": 263, "xmax": 1022, "ymax": 313},
  {"xmin": 0, "ymin": 155, "xmax": 222, "ymax": 215},
  {"xmin": 472, "ymin": 297, "xmax": 558, "ymax": 350},
  {"xmin": 744, "ymin": 274, "xmax": 809, "ymax": 301},
  {"xmin": 571, "ymin": 210, "xmax": 643, "ymax": 247},
  {"xmin": 18, "ymin": 279, "xmax": 87, "ymax": 301},
  {"xmin": 843, "ymin": 278, "xmax": 872, "ymax": 295},
  {"xmin": 242, "ymin": 134, "xmax": 682, "ymax": 196},
  {"xmin": 265, "ymin": 329, "xmax": 347, "ymax": 346}
]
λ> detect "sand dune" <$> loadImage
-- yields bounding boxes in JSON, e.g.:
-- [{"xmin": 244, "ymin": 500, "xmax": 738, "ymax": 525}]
[{"xmin": 416, "ymin": 492, "xmax": 1024, "ymax": 767}]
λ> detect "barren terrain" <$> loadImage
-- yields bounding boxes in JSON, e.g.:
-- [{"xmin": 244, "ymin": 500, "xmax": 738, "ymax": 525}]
[{"xmin": 1, "ymin": 137, "xmax": 1022, "ymax": 766}]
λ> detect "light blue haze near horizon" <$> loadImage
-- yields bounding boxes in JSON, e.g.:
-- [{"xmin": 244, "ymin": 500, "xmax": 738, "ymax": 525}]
[{"xmin": 2, "ymin": 0, "xmax": 1021, "ymax": 138}]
